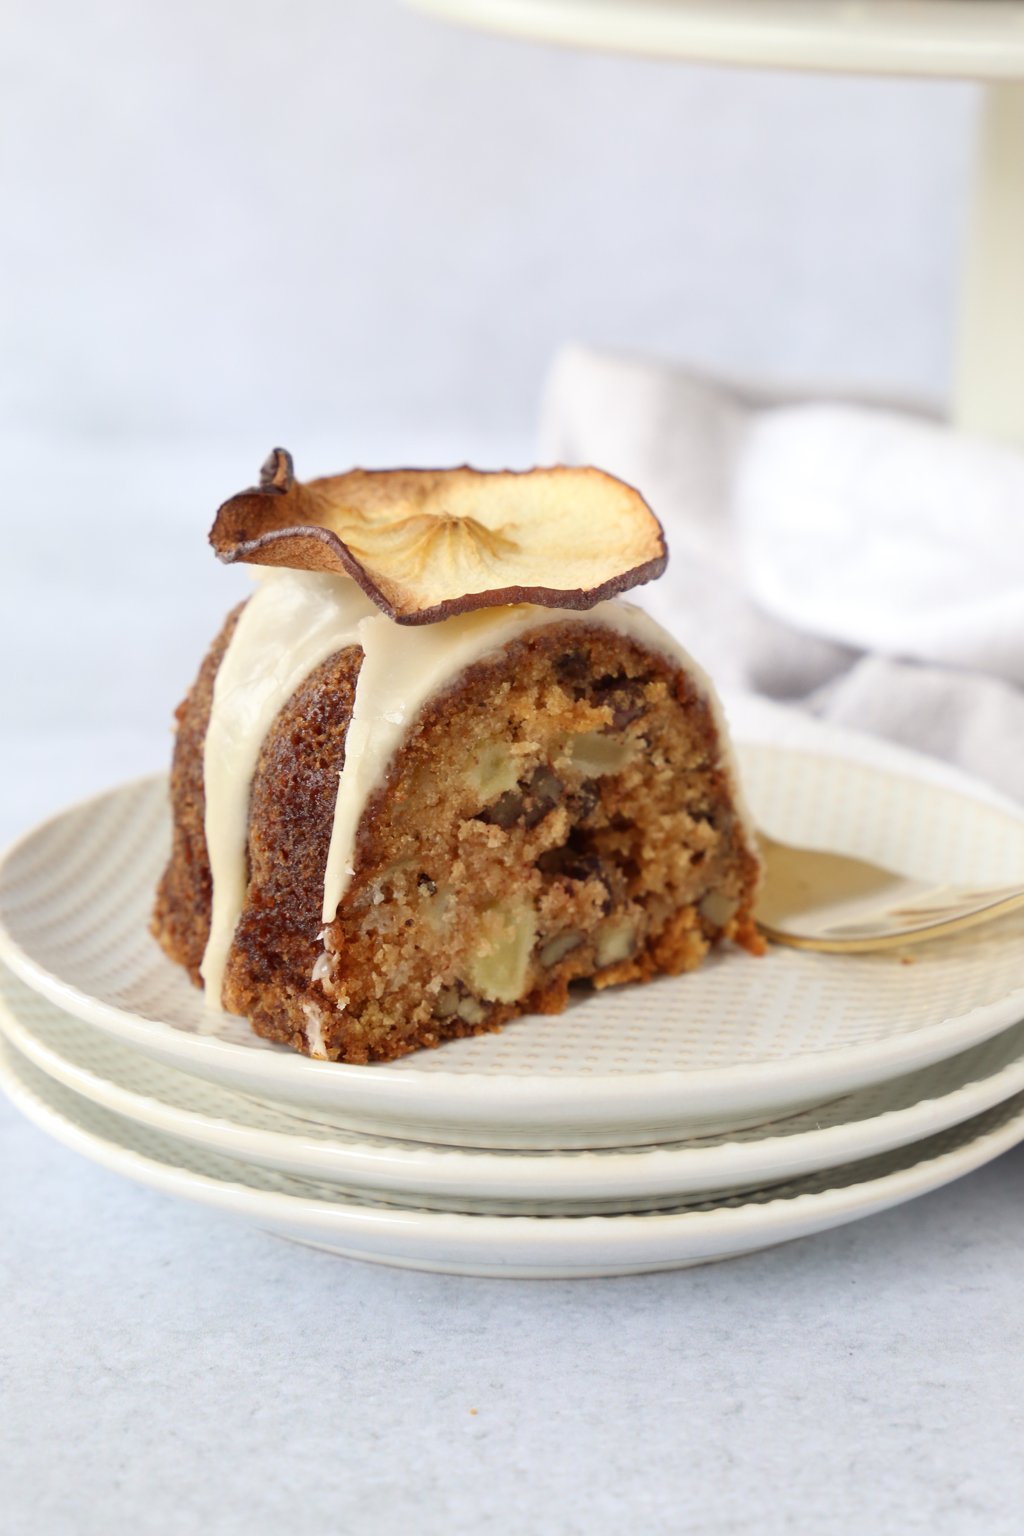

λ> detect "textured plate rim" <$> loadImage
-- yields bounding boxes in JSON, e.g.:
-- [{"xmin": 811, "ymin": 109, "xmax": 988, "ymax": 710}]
[
  {"xmin": 2, "ymin": 727, "xmax": 1024, "ymax": 1120},
  {"xmin": 4, "ymin": 969, "xmax": 1024, "ymax": 1203},
  {"xmin": 3, "ymin": 1029, "xmax": 1024, "ymax": 1277}
]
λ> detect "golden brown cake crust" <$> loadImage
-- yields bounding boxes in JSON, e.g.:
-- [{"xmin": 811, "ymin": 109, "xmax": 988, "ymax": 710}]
[
  {"xmin": 220, "ymin": 647, "xmax": 362, "ymax": 1052},
  {"xmin": 151, "ymin": 604, "xmax": 242, "ymax": 982},
  {"xmin": 154, "ymin": 613, "xmax": 762, "ymax": 1063}
]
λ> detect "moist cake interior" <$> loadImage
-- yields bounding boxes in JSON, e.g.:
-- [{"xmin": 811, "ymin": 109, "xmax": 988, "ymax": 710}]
[{"xmin": 154, "ymin": 612, "xmax": 761, "ymax": 1063}]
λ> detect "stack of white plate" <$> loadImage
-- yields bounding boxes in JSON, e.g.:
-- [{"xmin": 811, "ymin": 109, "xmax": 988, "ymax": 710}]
[{"xmin": 3, "ymin": 701, "xmax": 1023, "ymax": 1278}]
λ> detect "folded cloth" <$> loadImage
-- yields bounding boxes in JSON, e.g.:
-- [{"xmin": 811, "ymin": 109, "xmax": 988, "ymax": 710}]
[{"xmin": 540, "ymin": 343, "xmax": 1024, "ymax": 804}]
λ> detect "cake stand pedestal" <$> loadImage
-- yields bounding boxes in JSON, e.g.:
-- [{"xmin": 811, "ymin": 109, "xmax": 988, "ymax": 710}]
[{"xmin": 409, "ymin": 0, "xmax": 1024, "ymax": 448}]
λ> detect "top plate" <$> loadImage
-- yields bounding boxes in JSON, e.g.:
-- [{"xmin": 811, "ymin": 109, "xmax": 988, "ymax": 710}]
[
  {"xmin": 1, "ymin": 704, "xmax": 1023, "ymax": 1147},
  {"xmin": 408, "ymin": 0, "xmax": 1024, "ymax": 80}
]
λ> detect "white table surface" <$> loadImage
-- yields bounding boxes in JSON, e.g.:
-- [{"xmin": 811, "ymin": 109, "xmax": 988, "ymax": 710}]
[{"xmin": 2, "ymin": 435, "xmax": 1023, "ymax": 1535}]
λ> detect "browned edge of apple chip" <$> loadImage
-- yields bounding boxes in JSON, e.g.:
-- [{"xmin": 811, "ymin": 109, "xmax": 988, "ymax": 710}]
[{"xmin": 209, "ymin": 447, "xmax": 668, "ymax": 625}]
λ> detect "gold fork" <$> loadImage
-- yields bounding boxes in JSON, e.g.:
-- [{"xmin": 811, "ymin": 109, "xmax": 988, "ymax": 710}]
[{"xmin": 755, "ymin": 833, "xmax": 1024, "ymax": 953}]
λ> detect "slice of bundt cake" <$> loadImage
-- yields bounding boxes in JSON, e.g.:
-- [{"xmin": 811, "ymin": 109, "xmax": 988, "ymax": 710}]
[{"xmin": 152, "ymin": 452, "xmax": 762, "ymax": 1063}]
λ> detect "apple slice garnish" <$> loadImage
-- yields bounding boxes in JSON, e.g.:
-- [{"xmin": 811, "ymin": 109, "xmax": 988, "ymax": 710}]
[{"xmin": 209, "ymin": 449, "xmax": 667, "ymax": 626}]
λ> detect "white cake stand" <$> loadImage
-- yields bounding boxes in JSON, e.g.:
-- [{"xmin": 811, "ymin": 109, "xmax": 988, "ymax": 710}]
[{"xmin": 410, "ymin": 0, "xmax": 1024, "ymax": 447}]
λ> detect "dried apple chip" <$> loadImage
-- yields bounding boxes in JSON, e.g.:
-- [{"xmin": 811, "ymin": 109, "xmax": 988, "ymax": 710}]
[{"xmin": 209, "ymin": 449, "xmax": 667, "ymax": 625}]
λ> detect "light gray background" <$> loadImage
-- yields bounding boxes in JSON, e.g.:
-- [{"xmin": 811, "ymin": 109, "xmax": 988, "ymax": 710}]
[
  {"xmin": 2, "ymin": 6, "xmax": 1020, "ymax": 1534},
  {"xmin": 2, "ymin": 0, "xmax": 979, "ymax": 772},
  {"xmin": 6, "ymin": 0, "xmax": 974, "ymax": 452}
]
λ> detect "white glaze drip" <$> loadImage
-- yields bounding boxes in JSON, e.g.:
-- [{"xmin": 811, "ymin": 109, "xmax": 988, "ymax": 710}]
[
  {"xmin": 310, "ymin": 951, "xmax": 333, "ymax": 985},
  {"xmin": 302, "ymin": 1001, "xmax": 330, "ymax": 1059},
  {"xmin": 200, "ymin": 569, "xmax": 757, "ymax": 1009},
  {"xmin": 199, "ymin": 570, "xmax": 377, "ymax": 1004}
]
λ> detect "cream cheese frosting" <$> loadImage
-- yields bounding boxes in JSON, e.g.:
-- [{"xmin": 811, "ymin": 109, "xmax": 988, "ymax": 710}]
[
  {"xmin": 199, "ymin": 567, "xmax": 754, "ymax": 1008},
  {"xmin": 200, "ymin": 570, "xmax": 377, "ymax": 1004}
]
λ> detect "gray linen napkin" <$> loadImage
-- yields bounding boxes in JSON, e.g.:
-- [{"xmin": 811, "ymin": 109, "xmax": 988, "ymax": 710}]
[{"xmin": 540, "ymin": 343, "xmax": 1024, "ymax": 804}]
